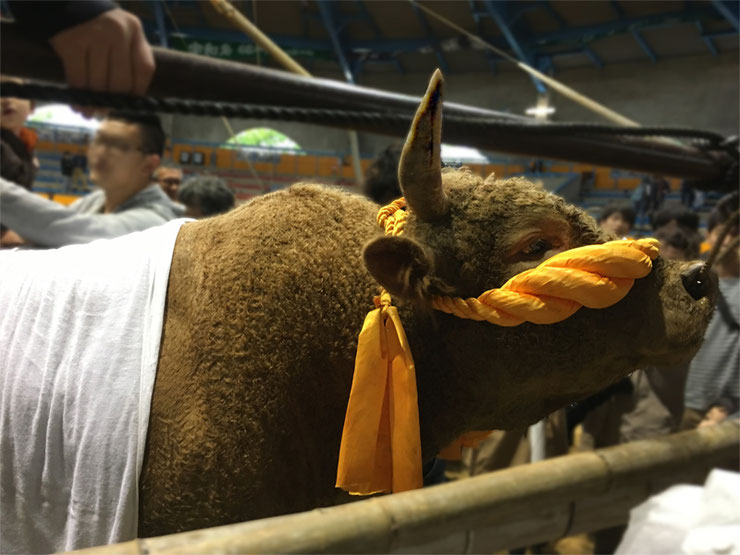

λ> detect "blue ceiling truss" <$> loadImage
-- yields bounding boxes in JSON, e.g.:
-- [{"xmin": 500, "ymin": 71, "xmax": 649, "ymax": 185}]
[
  {"xmin": 316, "ymin": 0, "xmax": 356, "ymax": 83},
  {"xmin": 138, "ymin": 0, "xmax": 737, "ymax": 84},
  {"xmin": 711, "ymin": 0, "xmax": 739, "ymax": 31},
  {"xmin": 482, "ymin": 0, "xmax": 547, "ymax": 93},
  {"xmin": 151, "ymin": 0, "xmax": 169, "ymax": 48},
  {"xmin": 410, "ymin": 0, "xmax": 449, "ymax": 73},
  {"xmin": 468, "ymin": 0, "xmax": 499, "ymax": 74}
]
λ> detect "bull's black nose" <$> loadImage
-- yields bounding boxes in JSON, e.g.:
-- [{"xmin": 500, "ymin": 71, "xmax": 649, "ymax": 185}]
[{"xmin": 681, "ymin": 263, "xmax": 712, "ymax": 300}]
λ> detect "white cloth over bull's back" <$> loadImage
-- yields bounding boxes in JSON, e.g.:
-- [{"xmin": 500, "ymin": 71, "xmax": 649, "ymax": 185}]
[{"xmin": 0, "ymin": 219, "xmax": 187, "ymax": 554}]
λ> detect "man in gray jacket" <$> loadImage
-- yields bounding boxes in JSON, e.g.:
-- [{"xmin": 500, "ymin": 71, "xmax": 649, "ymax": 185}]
[{"xmin": 0, "ymin": 112, "xmax": 182, "ymax": 248}]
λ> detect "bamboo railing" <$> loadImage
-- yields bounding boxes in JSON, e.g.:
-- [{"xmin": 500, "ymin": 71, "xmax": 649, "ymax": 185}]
[{"xmin": 76, "ymin": 420, "xmax": 739, "ymax": 554}]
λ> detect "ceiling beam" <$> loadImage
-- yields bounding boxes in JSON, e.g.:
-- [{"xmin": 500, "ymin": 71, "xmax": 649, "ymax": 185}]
[
  {"xmin": 695, "ymin": 21, "xmax": 718, "ymax": 56},
  {"xmin": 468, "ymin": 0, "xmax": 498, "ymax": 74},
  {"xmin": 582, "ymin": 45, "xmax": 603, "ymax": 68},
  {"xmin": 609, "ymin": 0, "xmax": 625, "ymax": 18},
  {"xmin": 631, "ymin": 29, "xmax": 656, "ymax": 62},
  {"xmin": 711, "ymin": 0, "xmax": 739, "ymax": 31},
  {"xmin": 527, "ymin": 6, "xmax": 721, "ymax": 48},
  {"xmin": 410, "ymin": 1, "xmax": 450, "ymax": 73},
  {"xmin": 316, "ymin": 0, "xmax": 355, "ymax": 83},
  {"xmin": 151, "ymin": 0, "xmax": 169, "ymax": 48},
  {"xmin": 354, "ymin": 0, "xmax": 403, "ymax": 76},
  {"xmin": 354, "ymin": 0, "xmax": 383, "ymax": 39},
  {"xmin": 542, "ymin": 1, "xmax": 566, "ymax": 28},
  {"xmin": 143, "ymin": 3, "xmax": 728, "ymax": 68},
  {"xmin": 483, "ymin": 0, "xmax": 545, "ymax": 93}
]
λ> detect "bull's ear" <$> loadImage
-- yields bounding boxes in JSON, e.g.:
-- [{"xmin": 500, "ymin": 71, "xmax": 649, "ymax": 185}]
[{"xmin": 363, "ymin": 235, "xmax": 431, "ymax": 302}]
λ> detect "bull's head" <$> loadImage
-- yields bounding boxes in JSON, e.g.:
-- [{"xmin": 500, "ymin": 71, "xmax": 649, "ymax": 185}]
[{"xmin": 362, "ymin": 70, "xmax": 717, "ymax": 445}]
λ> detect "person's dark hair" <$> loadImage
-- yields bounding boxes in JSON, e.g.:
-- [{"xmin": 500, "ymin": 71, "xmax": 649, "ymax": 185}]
[
  {"xmin": 154, "ymin": 161, "xmax": 182, "ymax": 176},
  {"xmin": 652, "ymin": 203, "xmax": 699, "ymax": 232},
  {"xmin": 654, "ymin": 226, "xmax": 700, "ymax": 259},
  {"xmin": 363, "ymin": 143, "xmax": 403, "ymax": 204},
  {"xmin": 598, "ymin": 202, "xmax": 636, "ymax": 227},
  {"xmin": 708, "ymin": 192, "xmax": 739, "ymax": 234},
  {"xmin": 178, "ymin": 175, "xmax": 235, "ymax": 217},
  {"xmin": 105, "ymin": 111, "xmax": 166, "ymax": 156}
]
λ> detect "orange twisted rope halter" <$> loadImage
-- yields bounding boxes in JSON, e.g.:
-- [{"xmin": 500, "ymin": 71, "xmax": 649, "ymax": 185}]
[
  {"xmin": 336, "ymin": 198, "xmax": 659, "ymax": 496},
  {"xmin": 379, "ymin": 198, "xmax": 660, "ymax": 326}
]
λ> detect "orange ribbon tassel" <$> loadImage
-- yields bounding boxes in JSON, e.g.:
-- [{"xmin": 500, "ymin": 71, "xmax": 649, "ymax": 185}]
[{"xmin": 336, "ymin": 292, "xmax": 423, "ymax": 495}]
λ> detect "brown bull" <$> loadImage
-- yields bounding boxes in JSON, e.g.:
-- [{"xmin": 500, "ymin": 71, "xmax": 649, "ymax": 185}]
[{"xmin": 138, "ymin": 71, "xmax": 717, "ymax": 536}]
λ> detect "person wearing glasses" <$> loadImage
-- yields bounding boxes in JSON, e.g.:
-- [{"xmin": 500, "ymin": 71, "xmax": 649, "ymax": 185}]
[
  {"xmin": 154, "ymin": 163, "xmax": 184, "ymax": 202},
  {"xmin": 0, "ymin": 112, "xmax": 181, "ymax": 248}
]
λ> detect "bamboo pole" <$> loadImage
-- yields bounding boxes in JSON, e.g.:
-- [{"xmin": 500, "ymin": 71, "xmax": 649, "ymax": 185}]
[
  {"xmin": 209, "ymin": 0, "xmax": 365, "ymax": 187},
  {"xmin": 75, "ymin": 420, "xmax": 739, "ymax": 554},
  {"xmin": 410, "ymin": 0, "xmax": 640, "ymax": 128},
  {"xmin": 209, "ymin": 0, "xmax": 311, "ymax": 78}
]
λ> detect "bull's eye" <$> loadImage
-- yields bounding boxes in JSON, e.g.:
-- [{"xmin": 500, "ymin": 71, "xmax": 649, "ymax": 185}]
[{"xmin": 521, "ymin": 238, "xmax": 552, "ymax": 257}]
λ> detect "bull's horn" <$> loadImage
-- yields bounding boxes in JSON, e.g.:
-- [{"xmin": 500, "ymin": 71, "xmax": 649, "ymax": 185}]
[{"xmin": 398, "ymin": 68, "xmax": 449, "ymax": 222}]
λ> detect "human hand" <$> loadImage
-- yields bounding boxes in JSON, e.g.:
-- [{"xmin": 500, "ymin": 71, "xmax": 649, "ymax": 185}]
[
  {"xmin": 0, "ymin": 229, "xmax": 27, "ymax": 248},
  {"xmin": 49, "ymin": 8, "xmax": 155, "ymax": 114},
  {"xmin": 698, "ymin": 406, "xmax": 729, "ymax": 428}
]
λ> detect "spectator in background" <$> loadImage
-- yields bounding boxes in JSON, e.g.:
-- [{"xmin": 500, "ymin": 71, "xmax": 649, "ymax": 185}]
[
  {"xmin": 647, "ymin": 176, "xmax": 669, "ymax": 223},
  {"xmin": 598, "ymin": 203, "xmax": 635, "ymax": 238},
  {"xmin": 154, "ymin": 163, "xmax": 183, "ymax": 201},
  {"xmin": 651, "ymin": 204, "xmax": 702, "ymax": 260},
  {"xmin": 634, "ymin": 176, "xmax": 652, "ymax": 224},
  {"xmin": 363, "ymin": 143, "xmax": 402, "ymax": 204},
  {"xmin": 1, "ymin": 77, "xmax": 37, "ymax": 190},
  {"xmin": 652, "ymin": 203, "xmax": 700, "ymax": 234},
  {"xmin": 0, "ymin": 111, "xmax": 180, "ymax": 248},
  {"xmin": 680, "ymin": 179, "xmax": 696, "ymax": 208},
  {"xmin": 1, "ymin": 77, "xmax": 38, "ymax": 242},
  {"xmin": 70, "ymin": 151, "xmax": 89, "ymax": 192},
  {"xmin": 682, "ymin": 192, "xmax": 739, "ymax": 429},
  {"xmin": 178, "ymin": 175, "xmax": 235, "ymax": 219},
  {"xmin": 60, "ymin": 150, "xmax": 74, "ymax": 192}
]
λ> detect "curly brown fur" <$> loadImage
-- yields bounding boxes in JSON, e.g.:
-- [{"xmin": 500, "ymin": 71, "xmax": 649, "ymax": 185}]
[{"xmin": 139, "ymin": 168, "xmax": 716, "ymax": 537}]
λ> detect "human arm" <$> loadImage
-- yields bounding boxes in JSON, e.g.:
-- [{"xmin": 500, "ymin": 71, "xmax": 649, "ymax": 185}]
[{"xmin": 1, "ymin": 178, "xmax": 168, "ymax": 247}]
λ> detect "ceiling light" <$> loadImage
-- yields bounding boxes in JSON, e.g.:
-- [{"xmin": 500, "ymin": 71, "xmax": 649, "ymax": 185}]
[{"xmin": 525, "ymin": 106, "xmax": 556, "ymax": 117}]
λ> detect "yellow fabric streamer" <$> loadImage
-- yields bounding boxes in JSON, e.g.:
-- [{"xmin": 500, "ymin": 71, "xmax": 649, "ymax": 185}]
[
  {"xmin": 336, "ymin": 291, "xmax": 423, "ymax": 495},
  {"xmin": 336, "ymin": 198, "xmax": 660, "ymax": 495},
  {"xmin": 433, "ymin": 238, "xmax": 659, "ymax": 326}
]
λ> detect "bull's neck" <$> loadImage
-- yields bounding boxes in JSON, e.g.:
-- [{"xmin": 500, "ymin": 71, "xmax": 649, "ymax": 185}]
[{"xmin": 396, "ymin": 304, "xmax": 479, "ymax": 463}]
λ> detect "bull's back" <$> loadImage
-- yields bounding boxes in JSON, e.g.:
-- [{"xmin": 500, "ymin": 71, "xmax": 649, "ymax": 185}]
[{"xmin": 140, "ymin": 184, "xmax": 383, "ymax": 535}]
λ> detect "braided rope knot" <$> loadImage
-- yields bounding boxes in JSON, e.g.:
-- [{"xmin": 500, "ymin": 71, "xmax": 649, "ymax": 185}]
[
  {"xmin": 374, "ymin": 198, "xmax": 659, "ymax": 326},
  {"xmin": 431, "ymin": 238, "xmax": 659, "ymax": 326},
  {"xmin": 373, "ymin": 291, "xmax": 393, "ymax": 310},
  {"xmin": 377, "ymin": 198, "xmax": 408, "ymax": 236}
]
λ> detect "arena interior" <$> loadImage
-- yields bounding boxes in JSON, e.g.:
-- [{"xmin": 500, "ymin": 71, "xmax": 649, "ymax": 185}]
[{"xmin": 0, "ymin": 1, "xmax": 738, "ymax": 554}]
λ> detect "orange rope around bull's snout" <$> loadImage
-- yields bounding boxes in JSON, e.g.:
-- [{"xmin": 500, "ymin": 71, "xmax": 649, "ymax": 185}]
[
  {"xmin": 379, "ymin": 198, "xmax": 660, "ymax": 325},
  {"xmin": 336, "ymin": 198, "xmax": 659, "ymax": 496}
]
